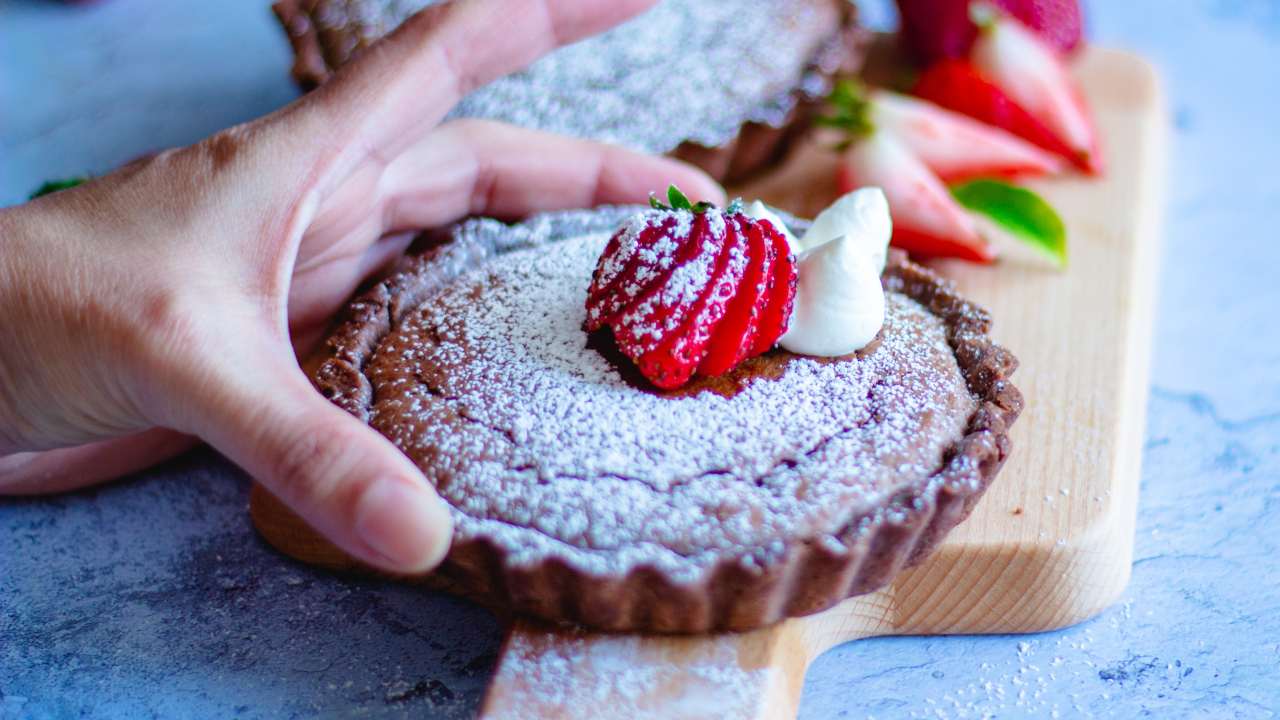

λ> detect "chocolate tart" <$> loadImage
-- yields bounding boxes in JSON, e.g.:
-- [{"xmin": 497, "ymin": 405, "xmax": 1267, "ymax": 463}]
[
  {"xmin": 303, "ymin": 207, "xmax": 1023, "ymax": 633},
  {"xmin": 272, "ymin": 0, "xmax": 868, "ymax": 183}
]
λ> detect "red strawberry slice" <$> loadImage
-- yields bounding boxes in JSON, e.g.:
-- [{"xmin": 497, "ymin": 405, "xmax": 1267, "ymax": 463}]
[
  {"xmin": 896, "ymin": 0, "xmax": 1083, "ymax": 63},
  {"xmin": 612, "ymin": 211, "xmax": 724, "ymax": 359},
  {"xmin": 870, "ymin": 88, "xmax": 1064, "ymax": 181},
  {"xmin": 637, "ymin": 216, "xmax": 751, "ymax": 388},
  {"xmin": 838, "ymin": 130, "xmax": 995, "ymax": 263},
  {"xmin": 698, "ymin": 215, "xmax": 771, "ymax": 376},
  {"xmin": 750, "ymin": 220, "xmax": 799, "ymax": 356},
  {"xmin": 970, "ymin": 15, "xmax": 1102, "ymax": 174},
  {"xmin": 913, "ymin": 59, "xmax": 1081, "ymax": 171},
  {"xmin": 585, "ymin": 213, "xmax": 683, "ymax": 331}
]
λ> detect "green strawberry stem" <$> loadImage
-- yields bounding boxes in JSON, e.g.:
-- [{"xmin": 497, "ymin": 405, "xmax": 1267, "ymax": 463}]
[
  {"xmin": 950, "ymin": 178, "xmax": 1067, "ymax": 266},
  {"xmin": 29, "ymin": 177, "xmax": 87, "ymax": 200},
  {"xmin": 815, "ymin": 80, "xmax": 876, "ymax": 144},
  {"xmin": 650, "ymin": 184, "xmax": 715, "ymax": 213}
]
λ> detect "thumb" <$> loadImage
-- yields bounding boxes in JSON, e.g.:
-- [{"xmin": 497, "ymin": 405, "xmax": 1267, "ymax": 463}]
[{"xmin": 184, "ymin": 346, "xmax": 452, "ymax": 574}]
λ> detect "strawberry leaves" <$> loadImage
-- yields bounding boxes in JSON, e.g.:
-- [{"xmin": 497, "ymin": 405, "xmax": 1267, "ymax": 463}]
[
  {"xmin": 815, "ymin": 80, "xmax": 876, "ymax": 144},
  {"xmin": 950, "ymin": 178, "xmax": 1067, "ymax": 266},
  {"xmin": 650, "ymin": 184, "xmax": 715, "ymax": 214}
]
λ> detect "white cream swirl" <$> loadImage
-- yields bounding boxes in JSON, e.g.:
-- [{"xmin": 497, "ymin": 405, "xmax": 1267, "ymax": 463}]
[{"xmin": 745, "ymin": 189, "xmax": 892, "ymax": 357}]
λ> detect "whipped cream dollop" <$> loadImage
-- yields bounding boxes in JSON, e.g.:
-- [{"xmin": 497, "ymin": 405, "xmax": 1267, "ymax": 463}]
[{"xmin": 744, "ymin": 189, "xmax": 892, "ymax": 357}]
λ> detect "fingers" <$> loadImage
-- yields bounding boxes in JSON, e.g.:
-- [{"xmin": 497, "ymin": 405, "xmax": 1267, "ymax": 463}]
[
  {"xmin": 314, "ymin": 0, "xmax": 659, "ymax": 151},
  {"xmin": 288, "ymin": 233, "xmax": 416, "ymax": 354},
  {"xmin": 0, "ymin": 429, "xmax": 197, "ymax": 495},
  {"xmin": 185, "ymin": 346, "xmax": 452, "ymax": 574},
  {"xmin": 378, "ymin": 119, "xmax": 726, "ymax": 232}
]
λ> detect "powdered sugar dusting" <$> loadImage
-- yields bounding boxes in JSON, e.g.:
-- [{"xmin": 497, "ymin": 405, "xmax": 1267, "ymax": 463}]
[
  {"xmin": 301, "ymin": 0, "xmax": 845, "ymax": 153},
  {"xmin": 489, "ymin": 630, "xmax": 774, "ymax": 720},
  {"xmin": 615, "ymin": 212, "xmax": 724, "ymax": 351},
  {"xmin": 363, "ymin": 227, "xmax": 978, "ymax": 581}
]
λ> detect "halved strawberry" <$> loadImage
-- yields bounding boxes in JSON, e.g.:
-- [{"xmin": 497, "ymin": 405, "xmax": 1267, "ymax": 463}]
[
  {"xmin": 913, "ymin": 59, "xmax": 1077, "ymax": 167},
  {"xmin": 870, "ymin": 88, "xmax": 1064, "ymax": 181},
  {"xmin": 970, "ymin": 13, "xmax": 1102, "ymax": 174},
  {"xmin": 838, "ymin": 130, "xmax": 995, "ymax": 263},
  {"xmin": 699, "ymin": 216, "xmax": 766, "ymax": 376},
  {"xmin": 751, "ymin": 220, "xmax": 799, "ymax": 355}
]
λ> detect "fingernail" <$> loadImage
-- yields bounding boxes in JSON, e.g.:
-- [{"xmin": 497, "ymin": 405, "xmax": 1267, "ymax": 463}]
[{"xmin": 354, "ymin": 479, "xmax": 453, "ymax": 573}]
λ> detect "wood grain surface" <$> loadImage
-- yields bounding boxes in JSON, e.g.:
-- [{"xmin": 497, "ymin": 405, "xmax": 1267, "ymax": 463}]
[{"xmin": 250, "ymin": 46, "xmax": 1166, "ymax": 720}]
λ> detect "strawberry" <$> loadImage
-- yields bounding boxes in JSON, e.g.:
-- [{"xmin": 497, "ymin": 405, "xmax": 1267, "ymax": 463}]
[
  {"xmin": 610, "ymin": 211, "xmax": 723, "ymax": 360},
  {"xmin": 869, "ymin": 88, "xmax": 1064, "ymax": 181},
  {"xmin": 913, "ymin": 59, "xmax": 1080, "ymax": 168},
  {"xmin": 585, "ymin": 213, "xmax": 685, "ymax": 331},
  {"xmin": 698, "ymin": 216, "xmax": 773, "ymax": 376},
  {"xmin": 820, "ymin": 81, "xmax": 1003, "ymax": 263},
  {"xmin": 588, "ymin": 187, "xmax": 798, "ymax": 389},
  {"xmin": 897, "ymin": 0, "xmax": 981, "ymax": 64},
  {"xmin": 638, "ymin": 216, "xmax": 751, "ymax": 387},
  {"xmin": 837, "ymin": 130, "xmax": 995, "ymax": 263},
  {"xmin": 970, "ymin": 12, "xmax": 1102, "ymax": 174},
  {"xmin": 750, "ymin": 221, "xmax": 799, "ymax": 356},
  {"xmin": 897, "ymin": 0, "xmax": 1083, "ymax": 63}
]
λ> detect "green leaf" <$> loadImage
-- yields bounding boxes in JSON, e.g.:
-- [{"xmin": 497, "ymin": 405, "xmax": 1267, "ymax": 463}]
[
  {"xmin": 817, "ymin": 79, "xmax": 875, "ymax": 140},
  {"xmin": 29, "ymin": 177, "xmax": 87, "ymax": 200},
  {"xmin": 650, "ymin": 184, "xmax": 716, "ymax": 213},
  {"xmin": 950, "ymin": 179, "xmax": 1067, "ymax": 266},
  {"xmin": 666, "ymin": 184, "xmax": 693, "ymax": 211}
]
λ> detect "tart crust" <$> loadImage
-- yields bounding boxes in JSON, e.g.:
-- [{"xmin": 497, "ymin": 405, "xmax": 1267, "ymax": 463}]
[
  {"xmin": 271, "ymin": 0, "xmax": 869, "ymax": 184},
  {"xmin": 304, "ymin": 208, "xmax": 1023, "ymax": 633}
]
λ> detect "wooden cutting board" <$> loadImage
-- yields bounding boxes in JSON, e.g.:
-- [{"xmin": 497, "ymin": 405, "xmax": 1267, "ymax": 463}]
[{"xmin": 250, "ymin": 46, "xmax": 1166, "ymax": 719}]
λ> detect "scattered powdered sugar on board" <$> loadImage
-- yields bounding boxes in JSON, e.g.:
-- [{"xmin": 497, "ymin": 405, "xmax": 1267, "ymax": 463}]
[
  {"xmin": 305, "ymin": 0, "xmax": 846, "ymax": 153},
  {"xmin": 363, "ymin": 230, "xmax": 978, "ymax": 581}
]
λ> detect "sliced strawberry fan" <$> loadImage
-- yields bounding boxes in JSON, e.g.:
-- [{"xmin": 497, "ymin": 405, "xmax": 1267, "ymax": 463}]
[{"xmin": 586, "ymin": 186, "xmax": 798, "ymax": 390}]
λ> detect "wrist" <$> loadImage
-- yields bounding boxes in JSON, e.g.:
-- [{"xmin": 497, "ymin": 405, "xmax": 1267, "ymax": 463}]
[{"xmin": 0, "ymin": 199, "xmax": 151, "ymax": 453}]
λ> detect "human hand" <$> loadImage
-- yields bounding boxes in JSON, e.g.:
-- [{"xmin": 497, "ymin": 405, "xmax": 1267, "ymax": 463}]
[{"xmin": 0, "ymin": 0, "xmax": 723, "ymax": 573}]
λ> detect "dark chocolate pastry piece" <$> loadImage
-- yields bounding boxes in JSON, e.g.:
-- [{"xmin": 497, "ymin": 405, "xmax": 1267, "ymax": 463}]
[{"xmin": 273, "ymin": 0, "xmax": 869, "ymax": 183}]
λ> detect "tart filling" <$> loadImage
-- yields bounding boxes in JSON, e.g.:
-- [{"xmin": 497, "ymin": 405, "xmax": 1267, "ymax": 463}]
[{"xmin": 369, "ymin": 232, "xmax": 974, "ymax": 579}]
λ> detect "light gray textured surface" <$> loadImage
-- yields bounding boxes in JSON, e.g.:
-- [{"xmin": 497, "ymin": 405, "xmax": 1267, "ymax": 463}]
[{"xmin": 2, "ymin": 0, "xmax": 1279, "ymax": 718}]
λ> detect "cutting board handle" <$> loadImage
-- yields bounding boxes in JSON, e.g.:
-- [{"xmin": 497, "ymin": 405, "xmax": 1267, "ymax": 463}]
[{"xmin": 480, "ymin": 618, "xmax": 882, "ymax": 720}]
